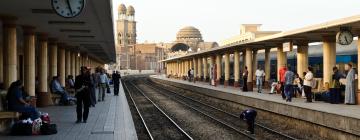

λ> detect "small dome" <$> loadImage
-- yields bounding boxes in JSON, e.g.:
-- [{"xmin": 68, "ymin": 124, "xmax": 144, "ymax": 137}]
[
  {"xmin": 176, "ymin": 26, "xmax": 202, "ymax": 39},
  {"xmin": 118, "ymin": 4, "xmax": 126, "ymax": 14},
  {"xmin": 127, "ymin": 5, "xmax": 135, "ymax": 16}
]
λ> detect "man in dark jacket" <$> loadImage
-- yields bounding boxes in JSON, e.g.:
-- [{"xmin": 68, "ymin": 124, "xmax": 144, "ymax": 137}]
[
  {"xmin": 240, "ymin": 109, "xmax": 257, "ymax": 134},
  {"xmin": 75, "ymin": 66, "xmax": 92, "ymax": 123},
  {"xmin": 112, "ymin": 71, "xmax": 121, "ymax": 96}
]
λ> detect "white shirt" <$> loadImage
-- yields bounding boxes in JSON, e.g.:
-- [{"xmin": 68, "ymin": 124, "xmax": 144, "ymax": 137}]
[
  {"xmin": 255, "ymin": 69, "xmax": 265, "ymax": 77},
  {"xmin": 304, "ymin": 71, "xmax": 314, "ymax": 86}
]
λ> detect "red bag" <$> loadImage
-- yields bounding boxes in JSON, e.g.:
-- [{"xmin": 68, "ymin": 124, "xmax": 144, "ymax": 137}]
[{"xmin": 40, "ymin": 113, "xmax": 50, "ymax": 124}]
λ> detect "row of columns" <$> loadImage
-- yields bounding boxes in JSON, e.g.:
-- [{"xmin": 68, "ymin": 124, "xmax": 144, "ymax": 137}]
[
  {"xmin": 0, "ymin": 18, "xmax": 103, "ymax": 106},
  {"xmin": 167, "ymin": 36, "xmax": 345, "ymax": 90}
]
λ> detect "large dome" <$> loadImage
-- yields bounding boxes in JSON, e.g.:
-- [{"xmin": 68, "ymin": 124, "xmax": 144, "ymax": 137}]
[
  {"xmin": 176, "ymin": 26, "xmax": 202, "ymax": 40},
  {"xmin": 127, "ymin": 5, "xmax": 135, "ymax": 16}
]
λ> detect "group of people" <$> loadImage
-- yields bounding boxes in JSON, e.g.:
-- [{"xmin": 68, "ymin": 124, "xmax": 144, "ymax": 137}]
[
  {"xmin": 5, "ymin": 66, "xmax": 122, "ymax": 124},
  {"xmin": 269, "ymin": 63, "xmax": 357, "ymax": 104}
]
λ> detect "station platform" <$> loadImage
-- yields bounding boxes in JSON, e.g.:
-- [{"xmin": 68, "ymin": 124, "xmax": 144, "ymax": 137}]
[
  {"xmin": 0, "ymin": 81, "xmax": 138, "ymax": 140},
  {"xmin": 150, "ymin": 75, "xmax": 360, "ymax": 139}
]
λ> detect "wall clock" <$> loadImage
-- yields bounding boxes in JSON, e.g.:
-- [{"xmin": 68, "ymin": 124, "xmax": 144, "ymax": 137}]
[{"xmin": 51, "ymin": 0, "xmax": 85, "ymax": 18}]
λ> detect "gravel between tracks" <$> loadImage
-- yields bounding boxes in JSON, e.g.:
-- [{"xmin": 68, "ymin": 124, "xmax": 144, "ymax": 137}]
[
  {"xmin": 125, "ymin": 82, "xmax": 189, "ymax": 140},
  {"xmin": 154, "ymin": 80, "xmax": 323, "ymax": 140},
  {"xmin": 135, "ymin": 82, "xmax": 251, "ymax": 140}
]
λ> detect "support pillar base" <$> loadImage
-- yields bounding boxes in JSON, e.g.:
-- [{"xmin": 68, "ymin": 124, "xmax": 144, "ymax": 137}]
[
  {"xmin": 37, "ymin": 92, "xmax": 53, "ymax": 107},
  {"xmin": 215, "ymin": 80, "xmax": 220, "ymax": 86},
  {"xmin": 234, "ymin": 81, "xmax": 240, "ymax": 87},
  {"xmin": 357, "ymin": 91, "xmax": 360, "ymax": 105},
  {"xmin": 224, "ymin": 80, "xmax": 229, "ymax": 87},
  {"xmin": 247, "ymin": 82, "xmax": 253, "ymax": 91}
]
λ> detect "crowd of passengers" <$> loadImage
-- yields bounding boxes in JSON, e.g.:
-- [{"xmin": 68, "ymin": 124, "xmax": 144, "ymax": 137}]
[
  {"xmin": 1, "ymin": 66, "xmax": 122, "ymax": 124},
  {"xmin": 168, "ymin": 63, "xmax": 357, "ymax": 105}
]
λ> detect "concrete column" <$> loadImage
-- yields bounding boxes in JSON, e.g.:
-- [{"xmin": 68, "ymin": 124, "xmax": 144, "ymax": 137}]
[
  {"xmin": 224, "ymin": 52, "xmax": 230, "ymax": 87},
  {"xmin": 234, "ymin": 51, "xmax": 240, "ymax": 87},
  {"xmin": 23, "ymin": 26, "xmax": 36, "ymax": 96},
  {"xmin": 49, "ymin": 40, "xmax": 58, "ymax": 77},
  {"xmin": 245, "ymin": 48, "xmax": 253, "ymax": 91},
  {"xmin": 203, "ymin": 57, "xmax": 208, "ymax": 81},
  {"xmin": 193, "ymin": 58, "xmax": 197, "ymax": 81},
  {"xmin": 209, "ymin": 56, "xmax": 215, "ymax": 79},
  {"xmin": 323, "ymin": 36, "xmax": 336, "ymax": 84},
  {"xmin": 357, "ymin": 39, "xmax": 360, "ymax": 104},
  {"xmin": 264, "ymin": 48, "xmax": 271, "ymax": 82},
  {"xmin": 58, "ymin": 47, "xmax": 66, "ymax": 86},
  {"xmin": 38, "ymin": 35, "xmax": 48, "ymax": 93},
  {"xmin": 76, "ymin": 54, "xmax": 80, "ymax": 76},
  {"xmin": 3, "ymin": 21, "xmax": 17, "ymax": 89},
  {"xmin": 65, "ymin": 50, "xmax": 71, "ymax": 78},
  {"xmin": 216, "ymin": 54, "xmax": 221, "ymax": 85},
  {"xmin": 0, "ymin": 32, "xmax": 3, "ymax": 85},
  {"xmin": 252, "ymin": 50, "xmax": 258, "ymax": 81},
  {"xmin": 71, "ymin": 52, "xmax": 76, "ymax": 76},
  {"xmin": 277, "ymin": 46, "xmax": 287, "ymax": 81},
  {"xmin": 297, "ymin": 44, "xmax": 309, "ymax": 78},
  {"xmin": 242, "ymin": 51, "xmax": 246, "ymax": 71},
  {"xmin": 197, "ymin": 58, "xmax": 202, "ymax": 79}
]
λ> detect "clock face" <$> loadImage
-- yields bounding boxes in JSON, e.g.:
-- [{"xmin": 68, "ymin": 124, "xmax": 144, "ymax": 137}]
[
  {"xmin": 52, "ymin": 0, "xmax": 85, "ymax": 18},
  {"xmin": 336, "ymin": 30, "xmax": 353, "ymax": 45}
]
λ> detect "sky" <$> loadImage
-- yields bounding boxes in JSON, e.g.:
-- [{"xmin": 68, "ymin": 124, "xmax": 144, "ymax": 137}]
[{"xmin": 112, "ymin": 0, "xmax": 360, "ymax": 43}]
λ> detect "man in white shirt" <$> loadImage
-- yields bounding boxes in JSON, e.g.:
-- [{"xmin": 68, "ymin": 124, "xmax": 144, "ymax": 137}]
[{"xmin": 255, "ymin": 66, "xmax": 265, "ymax": 93}]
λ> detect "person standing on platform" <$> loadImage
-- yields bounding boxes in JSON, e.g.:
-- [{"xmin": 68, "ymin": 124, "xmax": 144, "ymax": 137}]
[
  {"xmin": 98, "ymin": 68, "xmax": 109, "ymax": 102},
  {"xmin": 89, "ymin": 69, "xmax": 98, "ymax": 107},
  {"xmin": 304, "ymin": 67, "xmax": 314, "ymax": 103},
  {"xmin": 255, "ymin": 66, "xmax": 265, "ymax": 93},
  {"xmin": 284, "ymin": 68, "xmax": 295, "ymax": 102},
  {"xmin": 75, "ymin": 66, "xmax": 92, "ymax": 123},
  {"xmin": 344, "ymin": 63, "xmax": 356, "ymax": 105},
  {"xmin": 330, "ymin": 67, "xmax": 344, "ymax": 104},
  {"xmin": 279, "ymin": 66, "xmax": 287, "ymax": 100},
  {"xmin": 242, "ymin": 66, "xmax": 249, "ymax": 91},
  {"xmin": 112, "ymin": 71, "xmax": 121, "ymax": 96},
  {"xmin": 239, "ymin": 109, "xmax": 257, "ymax": 134}
]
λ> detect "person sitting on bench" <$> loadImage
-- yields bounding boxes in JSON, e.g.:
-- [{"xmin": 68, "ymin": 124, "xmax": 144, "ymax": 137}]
[
  {"xmin": 6, "ymin": 80, "xmax": 40, "ymax": 120},
  {"xmin": 51, "ymin": 76, "xmax": 70, "ymax": 105}
]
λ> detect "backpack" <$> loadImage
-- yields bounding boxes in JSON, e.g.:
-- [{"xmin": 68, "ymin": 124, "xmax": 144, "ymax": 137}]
[
  {"xmin": 11, "ymin": 122, "xmax": 33, "ymax": 136},
  {"xmin": 40, "ymin": 123, "xmax": 57, "ymax": 135}
]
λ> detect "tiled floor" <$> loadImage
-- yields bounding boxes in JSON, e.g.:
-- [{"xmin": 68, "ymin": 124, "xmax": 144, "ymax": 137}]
[{"xmin": 0, "ymin": 81, "xmax": 137, "ymax": 140}]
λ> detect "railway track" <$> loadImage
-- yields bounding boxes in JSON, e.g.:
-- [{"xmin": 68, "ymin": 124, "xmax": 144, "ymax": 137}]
[
  {"xmin": 142, "ymin": 79, "xmax": 298, "ymax": 140},
  {"xmin": 123, "ymin": 80, "xmax": 193, "ymax": 140}
]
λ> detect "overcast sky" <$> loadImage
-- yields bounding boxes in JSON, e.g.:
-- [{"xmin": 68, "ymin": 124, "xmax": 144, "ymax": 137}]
[{"xmin": 112, "ymin": 0, "xmax": 360, "ymax": 43}]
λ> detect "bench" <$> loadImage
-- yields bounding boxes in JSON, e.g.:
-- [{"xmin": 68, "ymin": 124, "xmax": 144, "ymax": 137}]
[
  {"xmin": 50, "ymin": 93, "xmax": 62, "ymax": 105},
  {"xmin": 0, "ymin": 112, "xmax": 20, "ymax": 119}
]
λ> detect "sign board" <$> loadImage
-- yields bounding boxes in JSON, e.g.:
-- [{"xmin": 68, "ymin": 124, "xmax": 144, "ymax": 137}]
[{"xmin": 282, "ymin": 42, "xmax": 293, "ymax": 52}]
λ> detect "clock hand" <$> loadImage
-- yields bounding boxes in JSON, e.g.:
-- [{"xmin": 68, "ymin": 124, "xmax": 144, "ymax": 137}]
[
  {"xmin": 66, "ymin": 0, "xmax": 73, "ymax": 16},
  {"xmin": 345, "ymin": 36, "xmax": 349, "ymax": 44}
]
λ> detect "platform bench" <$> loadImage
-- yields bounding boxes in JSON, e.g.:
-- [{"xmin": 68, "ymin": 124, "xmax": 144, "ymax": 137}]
[{"xmin": 0, "ymin": 112, "xmax": 20, "ymax": 119}]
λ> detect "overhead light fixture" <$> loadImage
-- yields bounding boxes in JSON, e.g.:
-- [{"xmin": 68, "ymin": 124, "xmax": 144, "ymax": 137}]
[
  {"xmin": 60, "ymin": 29, "xmax": 91, "ymax": 33},
  {"xmin": 31, "ymin": 9, "xmax": 55, "ymax": 14},
  {"xmin": 48, "ymin": 21, "xmax": 85, "ymax": 25},
  {"xmin": 68, "ymin": 35, "xmax": 95, "ymax": 38}
]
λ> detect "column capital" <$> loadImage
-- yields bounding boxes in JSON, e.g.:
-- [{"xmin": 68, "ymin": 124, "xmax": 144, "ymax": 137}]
[
  {"xmin": 322, "ymin": 35, "xmax": 336, "ymax": 42},
  {"xmin": 1, "ymin": 15, "xmax": 17, "ymax": 27},
  {"xmin": 37, "ymin": 33, "xmax": 49, "ymax": 41},
  {"xmin": 48, "ymin": 38, "xmax": 58, "ymax": 45},
  {"xmin": 22, "ymin": 26, "xmax": 36, "ymax": 35}
]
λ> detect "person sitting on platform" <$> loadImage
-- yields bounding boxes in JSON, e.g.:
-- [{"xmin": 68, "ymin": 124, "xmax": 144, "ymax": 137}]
[
  {"xmin": 240, "ymin": 109, "xmax": 257, "ymax": 134},
  {"xmin": 51, "ymin": 76, "xmax": 70, "ymax": 105},
  {"xmin": 6, "ymin": 80, "xmax": 40, "ymax": 120},
  {"xmin": 66, "ymin": 75, "xmax": 75, "ymax": 89}
]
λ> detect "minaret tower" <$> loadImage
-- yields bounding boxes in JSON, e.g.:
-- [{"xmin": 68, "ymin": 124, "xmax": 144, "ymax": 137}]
[{"xmin": 116, "ymin": 4, "xmax": 137, "ymax": 69}]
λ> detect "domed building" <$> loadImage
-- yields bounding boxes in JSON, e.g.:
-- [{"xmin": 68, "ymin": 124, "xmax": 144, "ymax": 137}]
[{"xmin": 165, "ymin": 26, "xmax": 218, "ymax": 58}]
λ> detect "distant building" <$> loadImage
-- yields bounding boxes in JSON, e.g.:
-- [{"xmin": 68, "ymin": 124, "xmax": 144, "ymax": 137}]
[{"xmin": 161, "ymin": 26, "xmax": 219, "ymax": 59}]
